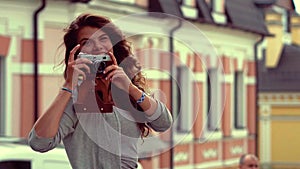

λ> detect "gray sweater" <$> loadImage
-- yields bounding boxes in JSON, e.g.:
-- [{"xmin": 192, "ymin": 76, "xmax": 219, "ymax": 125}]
[{"xmin": 28, "ymin": 99, "xmax": 172, "ymax": 169}]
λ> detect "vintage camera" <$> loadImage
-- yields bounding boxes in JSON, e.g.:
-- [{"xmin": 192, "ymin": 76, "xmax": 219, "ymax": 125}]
[
  {"xmin": 75, "ymin": 52, "xmax": 114, "ymax": 113},
  {"xmin": 78, "ymin": 52, "xmax": 113, "ymax": 75}
]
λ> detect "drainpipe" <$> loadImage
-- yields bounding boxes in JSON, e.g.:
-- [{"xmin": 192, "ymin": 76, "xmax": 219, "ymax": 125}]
[
  {"xmin": 169, "ymin": 18, "xmax": 182, "ymax": 169},
  {"xmin": 33, "ymin": 0, "xmax": 46, "ymax": 122},
  {"xmin": 254, "ymin": 35, "xmax": 264, "ymax": 157}
]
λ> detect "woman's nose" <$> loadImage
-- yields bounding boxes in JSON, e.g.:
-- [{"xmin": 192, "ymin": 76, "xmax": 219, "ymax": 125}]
[{"xmin": 92, "ymin": 40, "xmax": 105, "ymax": 52}]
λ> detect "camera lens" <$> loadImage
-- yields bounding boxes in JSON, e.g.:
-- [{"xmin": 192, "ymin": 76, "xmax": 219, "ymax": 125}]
[{"xmin": 97, "ymin": 62, "xmax": 106, "ymax": 74}]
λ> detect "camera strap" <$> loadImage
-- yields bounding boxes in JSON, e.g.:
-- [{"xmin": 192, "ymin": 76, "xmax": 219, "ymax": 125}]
[{"xmin": 74, "ymin": 79, "xmax": 114, "ymax": 113}]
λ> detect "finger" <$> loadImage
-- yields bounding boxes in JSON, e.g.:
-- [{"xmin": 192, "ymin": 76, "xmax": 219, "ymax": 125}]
[
  {"xmin": 105, "ymin": 69, "xmax": 116, "ymax": 80},
  {"xmin": 105, "ymin": 68, "xmax": 123, "ymax": 80},
  {"xmin": 75, "ymin": 63, "xmax": 91, "ymax": 74},
  {"xmin": 67, "ymin": 60, "xmax": 76, "ymax": 68},
  {"xmin": 69, "ymin": 44, "xmax": 81, "ymax": 63},
  {"xmin": 108, "ymin": 52, "xmax": 118, "ymax": 65},
  {"xmin": 75, "ymin": 57, "xmax": 93, "ymax": 64},
  {"xmin": 73, "ymin": 66, "xmax": 87, "ymax": 80},
  {"xmin": 104, "ymin": 64, "xmax": 118, "ymax": 74}
]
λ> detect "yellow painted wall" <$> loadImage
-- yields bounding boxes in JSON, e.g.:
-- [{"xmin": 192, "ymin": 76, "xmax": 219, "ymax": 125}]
[
  {"xmin": 271, "ymin": 106, "xmax": 300, "ymax": 116},
  {"xmin": 265, "ymin": 27, "xmax": 283, "ymax": 68},
  {"xmin": 291, "ymin": 16, "xmax": 300, "ymax": 45},
  {"xmin": 265, "ymin": 13, "xmax": 283, "ymax": 68},
  {"xmin": 271, "ymin": 107, "xmax": 300, "ymax": 163}
]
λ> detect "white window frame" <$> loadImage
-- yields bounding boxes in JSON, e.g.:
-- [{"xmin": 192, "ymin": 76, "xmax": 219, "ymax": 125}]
[
  {"xmin": 231, "ymin": 70, "xmax": 248, "ymax": 138},
  {"xmin": 176, "ymin": 65, "xmax": 193, "ymax": 132},
  {"xmin": 234, "ymin": 71, "xmax": 246, "ymax": 129},
  {"xmin": 206, "ymin": 68, "xmax": 222, "ymax": 132},
  {"xmin": 0, "ymin": 57, "xmax": 5, "ymax": 135}
]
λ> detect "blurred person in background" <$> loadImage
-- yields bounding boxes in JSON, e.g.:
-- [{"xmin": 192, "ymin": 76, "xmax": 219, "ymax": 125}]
[{"xmin": 239, "ymin": 153, "xmax": 260, "ymax": 169}]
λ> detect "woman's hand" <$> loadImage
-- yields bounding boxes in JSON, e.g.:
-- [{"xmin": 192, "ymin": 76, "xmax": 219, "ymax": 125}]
[
  {"xmin": 64, "ymin": 44, "xmax": 92, "ymax": 89},
  {"xmin": 104, "ymin": 52, "xmax": 159, "ymax": 115},
  {"xmin": 104, "ymin": 52, "xmax": 132, "ymax": 93}
]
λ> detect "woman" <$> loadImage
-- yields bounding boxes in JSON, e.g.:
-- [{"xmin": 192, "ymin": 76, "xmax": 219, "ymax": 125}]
[{"xmin": 28, "ymin": 13, "xmax": 172, "ymax": 169}]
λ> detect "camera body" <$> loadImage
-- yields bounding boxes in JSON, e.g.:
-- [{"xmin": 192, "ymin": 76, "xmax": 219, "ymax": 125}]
[{"xmin": 78, "ymin": 52, "xmax": 113, "ymax": 75}]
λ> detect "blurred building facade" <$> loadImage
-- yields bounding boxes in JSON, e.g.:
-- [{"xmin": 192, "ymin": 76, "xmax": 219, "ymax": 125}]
[
  {"xmin": 0, "ymin": 0, "xmax": 269, "ymax": 168},
  {"xmin": 258, "ymin": 0, "xmax": 300, "ymax": 168}
]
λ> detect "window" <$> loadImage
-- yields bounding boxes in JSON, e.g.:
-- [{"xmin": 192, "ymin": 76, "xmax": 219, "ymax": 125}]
[
  {"xmin": 286, "ymin": 11, "xmax": 291, "ymax": 33},
  {"xmin": 0, "ymin": 56, "xmax": 5, "ymax": 135},
  {"xmin": 207, "ymin": 68, "xmax": 222, "ymax": 131},
  {"xmin": 234, "ymin": 71, "xmax": 245, "ymax": 129},
  {"xmin": 0, "ymin": 161, "xmax": 31, "ymax": 169},
  {"xmin": 177, "ymin": 65, "xmax": 193, "ymax": 132}
]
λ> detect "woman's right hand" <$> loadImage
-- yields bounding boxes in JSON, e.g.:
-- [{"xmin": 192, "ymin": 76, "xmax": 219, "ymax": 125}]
[{"xmin": 64, "ymin": 44, "xmax": 93, "ymax": 90}]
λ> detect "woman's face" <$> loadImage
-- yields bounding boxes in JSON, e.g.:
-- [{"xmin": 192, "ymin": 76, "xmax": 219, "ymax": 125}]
[{"xmin": 77, "ymin": 26, "xmax": 113, "ymax": 55}]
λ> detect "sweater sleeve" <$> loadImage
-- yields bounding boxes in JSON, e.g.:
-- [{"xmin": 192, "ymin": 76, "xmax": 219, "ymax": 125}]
[
  {"xmin": 28, "ymin": 100, "xmax": 77, "ymax": 153},
  {"xmin": 145, "ymin": 100, "xmax": 173, "ymax": 132}
]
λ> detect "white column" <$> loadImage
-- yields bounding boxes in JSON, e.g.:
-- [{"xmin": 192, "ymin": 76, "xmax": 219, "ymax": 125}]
[{"xmin": 259, "ymin": 104, "xmax": 271, "ymax": 164}]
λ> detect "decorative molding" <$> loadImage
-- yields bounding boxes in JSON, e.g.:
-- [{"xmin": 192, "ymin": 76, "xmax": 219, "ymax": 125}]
[
  {"xmin": 231, "ymin": 129, "xmax": 248, "ymax": 138},
  {"xmin": 245, "ymin": 77, "xmax": 256, "ymax": 84},
  {"xmin": 89, "ymin": 0, "xmax": 145, "ymax": 14},
  {"xmin": 259, "ymin": 104, "xmax": 271, "ymax": 117},
  {"xmin": 222, "ymin": 158, "xmax": 239, "ymax": 166},
  {"xmin": 270, "ymin": 115, "xmax": 300, "ymax": 121},
  {"xmin": 0, "ymin": 17, "xmax": 8, "ymax": 35},
  {"xmin": 259, "ymin": 107, "xmax": 271, "ymax": 163},
  {"xmin": 202, "ymin": 148, "xmax": 218, "ymax": 159},
  {"xmin": 174, "ymin": 151, "xmax": 189, "ymax": 163},
  {"xmin": 230, "ymin": 145, "xmax": 244, "ymax": 156},
  {"xmin": 193, "ymin": 72, "xmax": 206, "ymax": 82},
  {"xmin": 259, "ymin": 93, "xmax": 300, "ymax": 105},
  {"xmin": 202, "ymin": 130, "xmax": 222, "ymax": 141},
  {"xmin": 194, "ymin": 161, "xmax": 223, "ymax": 169},
  {"xmin": 223, "ymin": 74, "xmax": 233, "ymax": 83},
  {"xmin": 181, "ymin": 5, "xmax": 197, "ymax": 19},
  {"xmin": 173, "ymin": 132, "xmax": 194, "ymax": 144},
  {"xmin": 143, "ymin": 69, "xmax": 170, "ymax": 80},
  {"xmin": 282, "ymin": 32, "xmax": 292, "ymax": 45},
  {"xmin": 211, "ymin": 12, "xmax": 227, "ymax": 24},
  {"xmin": 161, "ymin": 164, "xmax": 195, "ymax": 169},
  {"xmin": 10, "ymin": 63, "xmax": 63, "ymax": 75}
]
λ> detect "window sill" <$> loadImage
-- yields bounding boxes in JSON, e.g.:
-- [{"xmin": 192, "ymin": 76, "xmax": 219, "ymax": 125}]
[
  {"xmin": 173, "ymin": 132, "xmax": 194, "ymax": 144},
  {"xmin": 231, "ymin": 128, "xmax": 248, "ymax": 138},
  {"xmin": 200, "ymin": 130, "xmax": 222, "ymax": 142}
]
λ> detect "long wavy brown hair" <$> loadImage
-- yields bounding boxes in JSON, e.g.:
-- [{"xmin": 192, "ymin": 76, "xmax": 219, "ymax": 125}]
[{"xmin": 62, "ymin": 13, "xmax": 150, "ymax": 138}]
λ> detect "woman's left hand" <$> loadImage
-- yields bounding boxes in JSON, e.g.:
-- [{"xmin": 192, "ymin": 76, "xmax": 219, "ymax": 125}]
[{"xmin": 104, "ymin": 52, "xmax": 132, "ymax": 93}]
